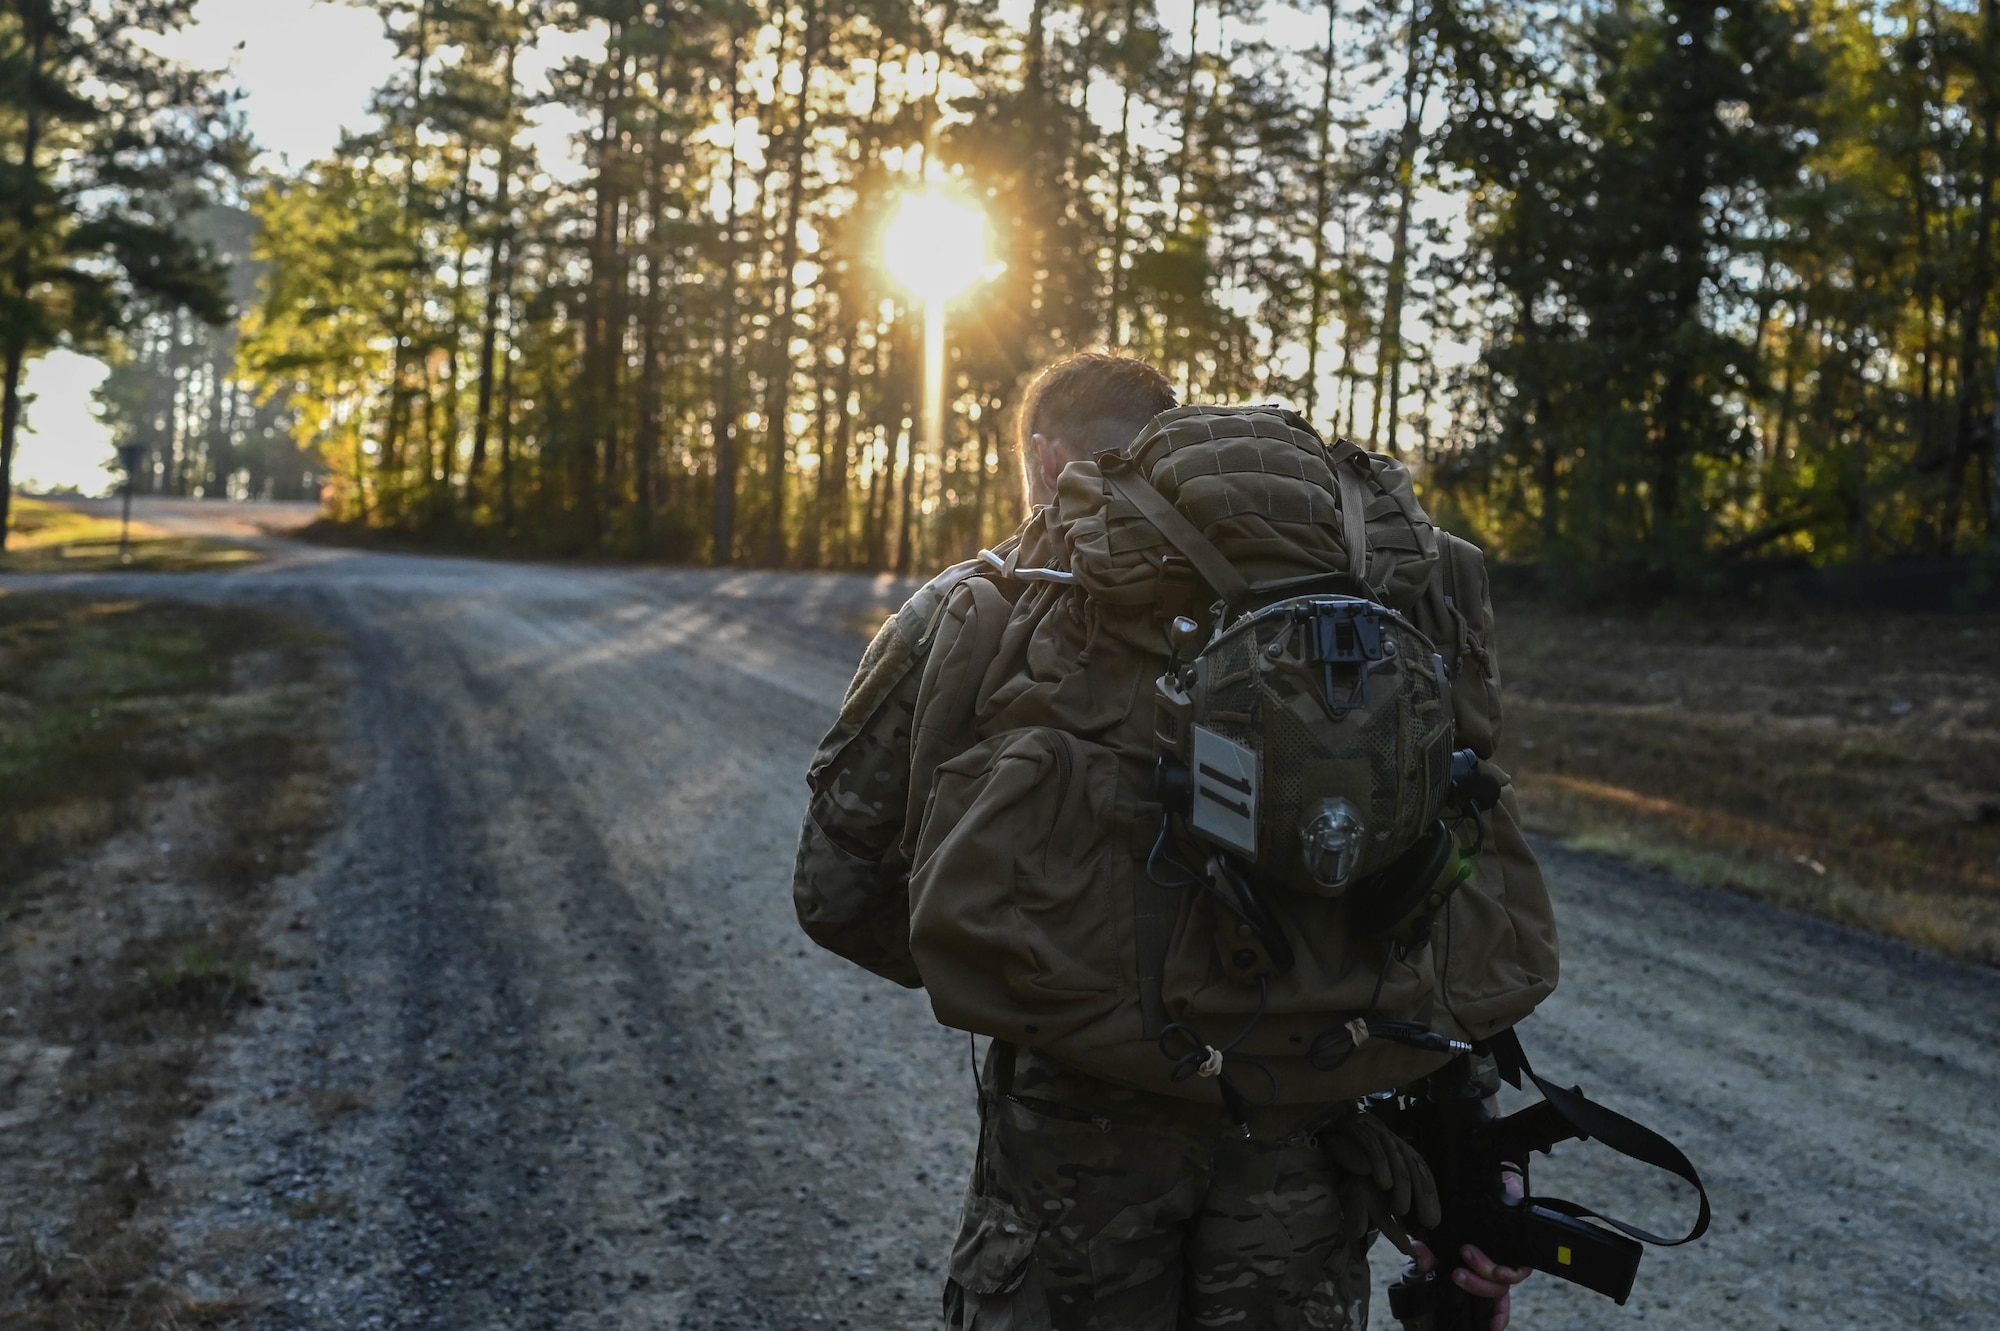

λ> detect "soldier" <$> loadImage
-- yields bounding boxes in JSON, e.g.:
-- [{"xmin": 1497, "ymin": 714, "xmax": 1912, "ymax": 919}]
[{"xmin": 793, "ymin": 352, "xmax": 1546, "ymax": 1330}]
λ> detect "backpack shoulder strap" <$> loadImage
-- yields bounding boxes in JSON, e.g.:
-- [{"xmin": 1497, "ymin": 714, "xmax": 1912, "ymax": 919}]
[{"xmin": 1439, "ymin": 534, "xmax": 1460, "ymax": 615}]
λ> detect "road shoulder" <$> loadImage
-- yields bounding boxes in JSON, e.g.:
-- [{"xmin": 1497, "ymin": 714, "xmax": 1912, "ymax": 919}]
[{"xmin": 0, "ymin": 592, "xmax": 346, "ymax": 1328}]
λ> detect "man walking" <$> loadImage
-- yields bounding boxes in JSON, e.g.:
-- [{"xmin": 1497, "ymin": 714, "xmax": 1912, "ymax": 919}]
[{"xmin": 793, "ymin": 353, "xmax": 1551, "ymax": 1330}]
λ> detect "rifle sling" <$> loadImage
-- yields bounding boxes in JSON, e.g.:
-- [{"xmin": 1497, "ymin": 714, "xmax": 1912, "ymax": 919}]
[{"xmin": 1490, "ymin": 1026, "xmax": 1712, "ymax": 1248}]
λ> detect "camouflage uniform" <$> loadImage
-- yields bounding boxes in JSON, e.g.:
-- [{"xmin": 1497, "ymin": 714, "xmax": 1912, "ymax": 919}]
[
  {"xmin": 793, "ymin": 560, "xmax": 985, "ymax": 989},
  {"xmin": 796, "ymin": 534, "xmax": 1509, "ymax": 1328},
  {"xmin": 947, "ymin": 1047, "xmax": 1378, "ymax": 1331}
]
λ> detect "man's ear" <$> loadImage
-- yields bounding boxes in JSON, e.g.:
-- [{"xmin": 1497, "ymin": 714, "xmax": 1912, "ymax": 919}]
[{"xmin": 1033, "ymin": 432, "xmax": 1067, "ymax": 495}]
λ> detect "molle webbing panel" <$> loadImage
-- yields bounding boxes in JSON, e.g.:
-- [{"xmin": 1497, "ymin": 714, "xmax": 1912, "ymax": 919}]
[{"xmin": 1123, "ymin": 405, "xmax": 1441, "ymax": 611}]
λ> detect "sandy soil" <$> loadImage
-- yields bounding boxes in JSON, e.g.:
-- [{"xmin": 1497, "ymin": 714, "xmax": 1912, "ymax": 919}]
[{"xmin": 5, "ymin": 531, "xmax": 1996, "ymax": 1330}]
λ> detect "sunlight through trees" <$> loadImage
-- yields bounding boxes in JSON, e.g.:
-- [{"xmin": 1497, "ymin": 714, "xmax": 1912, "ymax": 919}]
[{"xmin": 7, "ymin": 0, "xmax": 2000, "ymax": 577}]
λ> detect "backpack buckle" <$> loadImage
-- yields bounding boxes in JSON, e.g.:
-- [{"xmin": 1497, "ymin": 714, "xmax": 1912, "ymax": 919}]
[{"xmin": 1303, "ymin": 600, "xmax": 1391, "ymax": 711}]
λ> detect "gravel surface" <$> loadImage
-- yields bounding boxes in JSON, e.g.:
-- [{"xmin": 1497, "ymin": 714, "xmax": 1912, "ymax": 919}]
[{"xmin": 7, "ymin": 501, "xmax": 1998, "ymax": 1330}]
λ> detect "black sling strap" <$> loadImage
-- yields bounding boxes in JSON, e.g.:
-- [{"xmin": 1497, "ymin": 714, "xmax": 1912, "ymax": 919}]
[{"xmin": 1487, "ymin": 1026, "xmax": 1712, "ymax": 1248}]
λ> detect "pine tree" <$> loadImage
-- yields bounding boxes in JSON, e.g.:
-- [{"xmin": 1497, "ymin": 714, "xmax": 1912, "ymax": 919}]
[{"xmin": 0, "ymin": 0, "xmax": 241, "ymax": 548}]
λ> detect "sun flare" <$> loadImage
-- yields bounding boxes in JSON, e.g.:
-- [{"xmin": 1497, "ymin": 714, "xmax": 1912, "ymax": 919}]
[{"xmin": 882, "ymin": 190, "xmax": 994, "ymax": 303}]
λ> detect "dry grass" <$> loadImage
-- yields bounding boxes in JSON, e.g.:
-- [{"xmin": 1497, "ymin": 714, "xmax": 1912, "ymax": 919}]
[
  {"xmin": 0, "ymin": 497, "xmax": 260, "ymax": 572},
  {"xmin": 1493, "ymin": 599, "xmax": 2000, "ymax": 964},
  {"xmin": 0, "ymin": 592, "xmax": 343, "ymax": 1329},
  {"xmin": 0, "ymin": 596, "xmax": 329, "ymax": 882}
]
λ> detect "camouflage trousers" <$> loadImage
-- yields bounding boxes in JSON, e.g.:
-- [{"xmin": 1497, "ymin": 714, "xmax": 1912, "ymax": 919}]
[{"xmin": 944, "ymin": 1048, "xmax": 1377, "ymax": 1331}]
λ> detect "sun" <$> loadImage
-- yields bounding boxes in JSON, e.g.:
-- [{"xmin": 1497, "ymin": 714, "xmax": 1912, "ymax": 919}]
[{"xmin": 882, "ymin": 189, "xmax": 993, "ymax": 303}]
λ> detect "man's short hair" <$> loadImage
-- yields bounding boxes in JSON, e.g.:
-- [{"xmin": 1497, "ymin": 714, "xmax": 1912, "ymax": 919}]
[{"xmin": 1017, "ymin": 353, "xmax": 1178, "ymax": 477}]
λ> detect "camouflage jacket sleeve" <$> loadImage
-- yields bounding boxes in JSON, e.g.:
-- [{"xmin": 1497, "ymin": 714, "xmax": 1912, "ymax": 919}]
[{"xmin": 792, "ymin": 559, "xmax": 991, "ymax": 986}]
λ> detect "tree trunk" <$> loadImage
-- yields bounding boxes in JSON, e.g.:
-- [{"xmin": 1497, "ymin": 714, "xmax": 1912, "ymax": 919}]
[
  {"xmin": 801, "ymin": 344, "xmax": 828, "ymax": 569},
  {"xmin": 1369, "ymin": 0, "xmax": 1431, "ymax": 453},
  {"xmin": 1305, "ymin": 0, "xmax": 1337, "ymax": 422},
  {"xmin": 1853, "ymin": 393, "xmax": 1873, "ymax": 560},
  {"xmin": 1945, "ymin": 0, "xmax": 2000, "ymax": 550},
  {"xmin": 1989, "ymin": 314, "xmax": 2000, "ymax": 544},
  {"xmin": 865, "ymin": 425, "xmax": 885, "ymax": 568},
  {"xmin": 1107, "ymin": 0, "xmax": 1138, "ymax": 344},
  {"xmin": 499, "ymin": 303, "xmax": 517, "ymax": 532},
  {"xmin": 168, "ymin": 316, "xmax": 191, "ymax": 493},
  {"xmin": 468, "ymin": 40, "xmax": 520, "ymax": 514},
  {"xmin": 634, "ymin": 61, "xmax": 669, "ymax": 553},
  {"xmin": 830, "ymin": 316, "xmax": 858, "ymax": 566},
  {"xmin": 207, "ymin": 344, "xmax": 234, "ymax": 496},
  {"xmin": 1176, "ymin": 0, "xmax": 1202, "ymax": 232},
  {"xmin": 711, "ymin": 31, "xmax": 745, "ymax": 566},
  {"xmin": 1336, "ymin": 202, "xmax": 1362, "ymax": 438},
  {"xmin": 762, "ymin": 0, "xmax": 822, "ymax": 567},
  {"xmin": 895, "ymin": 412, "xmax": 917, "ymax": 576},
  {"xmin": 586, "ymin": 39, "xmax": 631, "ymax": 549},
  {"xmin": 1766, "ymin": 319, "xmax": 1799, "ymax": 524},
  {"xmin": 439, "ymin": 140, "xmax": 477, "ymax": 513},
  {"xmin": 972, "ymin": 407, "xmax": 992, "ymax": 555},
  {"xmin": 0, "ymin": 21, "xmax": 49, "ymax": 550},
  {"xmin": 1907, "ymin": 8, "xmax": 1939, "ymax": 492},
  {"xmin": 379, "ymin": 0, "xmax": 437, "ymax": 521}
]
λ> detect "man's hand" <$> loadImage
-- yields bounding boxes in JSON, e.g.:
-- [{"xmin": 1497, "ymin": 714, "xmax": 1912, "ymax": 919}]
[
  {"xmin": 1407, "ymin": 1240, "xmax": 1532, "ymax": 1331},
  {"xmin": 1407, "ymin": 1154, "xmax": 1532, "ymax": 1331},
  {"xmin": 1451, "ymin": 1242, "xmax": 1531, "ymax": 1331}
]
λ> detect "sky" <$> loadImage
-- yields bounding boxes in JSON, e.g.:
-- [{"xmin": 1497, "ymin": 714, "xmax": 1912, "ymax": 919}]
[{"xmin": 14, "ymin": 0, "xmax": 393, "ymax": 493}]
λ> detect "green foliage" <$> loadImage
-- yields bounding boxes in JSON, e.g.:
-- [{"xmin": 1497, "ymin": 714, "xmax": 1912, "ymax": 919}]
[
  {"xmin": 96, "ymin": 206, "xmax": 319, "ymax": 500},
  {"xmin": 235, "ymin": 0, "xmax": 1408, "ymax": 569},
  {"xmin": 202, "ymin": 0, "xmax": 2000, "ymax": 578},
  {"xmin": 0, "ymin": 0, "xmax": 245, "ymax": 546},
  {"xmin": 1433, "ymin": 0, "xmax": 2000, "ymax": 577}
]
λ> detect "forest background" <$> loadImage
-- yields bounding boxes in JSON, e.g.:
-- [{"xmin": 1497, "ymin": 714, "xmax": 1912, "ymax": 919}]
[{"xmin": 5, "ymin": 0, "xmax": 2000, "ymax": 591}]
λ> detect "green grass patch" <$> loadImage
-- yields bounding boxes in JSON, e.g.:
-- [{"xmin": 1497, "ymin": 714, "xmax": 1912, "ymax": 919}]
[
  {"xmin": 0, "ymin": 496, "xmax": 260, "ymax": 572},
  {"xmin": 138, "ymin": 946, "xmax": 262, "ymax": 1014},
  {"xmin": 0, "ymin": 593, "xmax": 325, "ymax": 885}
]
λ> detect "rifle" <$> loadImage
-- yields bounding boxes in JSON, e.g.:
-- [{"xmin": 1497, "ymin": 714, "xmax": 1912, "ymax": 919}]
[{"xmin": 1381, "ymin": 1038, "xmax": 1711, "ymax": 1331}]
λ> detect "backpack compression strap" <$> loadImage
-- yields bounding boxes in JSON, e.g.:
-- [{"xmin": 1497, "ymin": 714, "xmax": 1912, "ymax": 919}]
[
  {"xmin": 1099, "ymin": 455, "xmax": 1252, "ymax": 611},
  {"xmin": 1324, "ymin": 440, "xmax": 1377, "ymax": 592},
  {"xmin": 1486, "ymin": 1027, "xmax": 1713, "ymax": 1247}
]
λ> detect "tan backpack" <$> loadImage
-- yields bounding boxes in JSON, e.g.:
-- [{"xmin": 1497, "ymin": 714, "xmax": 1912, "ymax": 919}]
[{"xmin": 903, "ymin": 406, "xmax": 1558, "ymax": 1109}]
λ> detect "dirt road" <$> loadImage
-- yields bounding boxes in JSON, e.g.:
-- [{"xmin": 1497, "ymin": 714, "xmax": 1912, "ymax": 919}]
[
  {"xmin": 6, "ymin": 516, "xmax": 1996, "ymax": 1330},
  {"xmin": 52, "ymin": 494, "xmax": 324, "ymax": 541}
]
